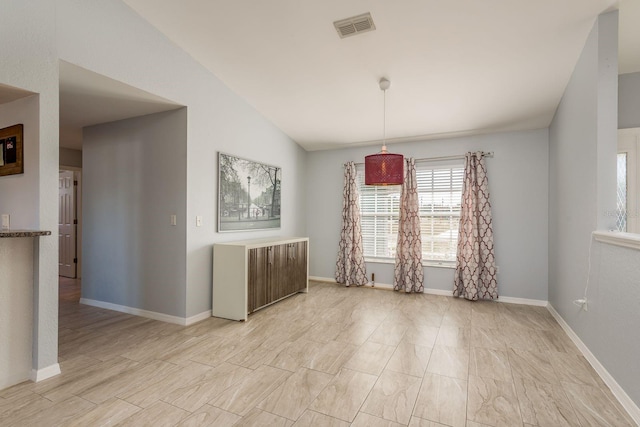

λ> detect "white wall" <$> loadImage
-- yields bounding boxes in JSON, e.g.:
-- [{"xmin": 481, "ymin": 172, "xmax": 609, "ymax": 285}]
[
  {"xmin": 548, "ymin": 11, "xmax": 640, "ymax": 409},
  {"xmin": 0, "ymin": 0, "xmax": 59, "ymax": 376},
  {"xmin": 56, "ymin": 0, "xmax": 308, "ymax": 319},
  {"xmin": 0, "ymin": 95, "xmax": 40, "ymax": 229},
  {"xmin": 83, "ymin": 109, "xmax": 188, "ymax": 317},
  {"xmin": 307, "ymin": 129, "xmax": 549, "ymax": 301},
  {"xmin": 619, "ymin": 71, "xmax": 640, "ymax": 129},
  {"xmin": 0, "ymin": 238, "xmax": 33, "ymax": 389}
]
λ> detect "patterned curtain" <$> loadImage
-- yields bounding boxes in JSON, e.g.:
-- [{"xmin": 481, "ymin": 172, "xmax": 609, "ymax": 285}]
[
  {"xmin": 335, "ymin": 162, "xmax": 368, "ymax": 286},
  {"xmin": 394, "ymin": 158, "xmax": 424, "ymax": 293},
  {"xmin": 453, "ymin": 152, "xmax": 498, "ymax": 300}
]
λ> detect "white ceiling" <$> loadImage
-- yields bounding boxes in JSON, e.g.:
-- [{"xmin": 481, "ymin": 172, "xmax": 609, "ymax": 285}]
[
  {"xmin": 0, "ymin": 84, "xmax": 35, "ymax": 105},
  {"xmin": 1, "ymin": 1, "xmax": 631, "ymax": 151},
  {"xmin": 59, "ymin": 62, "xmax": 181, "ymax": 150},
  {"xmin": 118, "ymin": 0, "xmax": 635, "ymax": 151}
]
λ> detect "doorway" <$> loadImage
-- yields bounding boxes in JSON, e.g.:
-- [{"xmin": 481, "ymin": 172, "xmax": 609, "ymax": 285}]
[{"xmin": 58, "ymin": 168, "xmax": 82, "ymax": 278}]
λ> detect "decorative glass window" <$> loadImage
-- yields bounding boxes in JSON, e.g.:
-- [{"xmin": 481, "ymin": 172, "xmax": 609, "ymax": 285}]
[{"xmin": 617, "ymin": 152, "xmax": 628, "ymax": 232}]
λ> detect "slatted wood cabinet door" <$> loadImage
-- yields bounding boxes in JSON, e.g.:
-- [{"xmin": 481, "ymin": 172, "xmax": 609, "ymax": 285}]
[
  {"xmin": 248, "ymin": 242, "xmax": 308, "ymax": 314},
  {"xmin": 214, "ymin": 237, "xmax": 309, "ymax": 321},
  {"xmin": 285, "ymin": 241, "xmax": 307, "ymax": 297},
  {"xmin": 248, "ymin": 246, "xmax": 269, "ymax": 313}
]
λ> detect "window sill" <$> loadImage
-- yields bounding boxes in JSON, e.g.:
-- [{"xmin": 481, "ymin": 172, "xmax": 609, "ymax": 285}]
[
  {"xmin": 592, "ymin": 230, "xmax": 640, "ymax": 251},
  {"xmin": 364, "ymin": 258, "xmax": 456, "ymax": 269}
]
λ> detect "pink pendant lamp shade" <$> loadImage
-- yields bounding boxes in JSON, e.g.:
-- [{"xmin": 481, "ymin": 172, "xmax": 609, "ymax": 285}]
[
  {"xmin": 365, "ymin": 147, "xmax": 403, "ymax": 185},
  {"xmin": 364, "ymin": 78, "xmax": 403, "ymax": 185}
]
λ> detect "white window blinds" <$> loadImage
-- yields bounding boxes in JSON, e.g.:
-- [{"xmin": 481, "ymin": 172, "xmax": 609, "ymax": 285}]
[{"xmin": 357, "ymin": 161, "xmax": 464, "ymax": 264}]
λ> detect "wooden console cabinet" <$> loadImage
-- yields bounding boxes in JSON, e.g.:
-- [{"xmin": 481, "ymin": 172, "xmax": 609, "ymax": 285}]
[{"xmin": 212, "ymin": 237, "xmax": 308, "ymax": 321}]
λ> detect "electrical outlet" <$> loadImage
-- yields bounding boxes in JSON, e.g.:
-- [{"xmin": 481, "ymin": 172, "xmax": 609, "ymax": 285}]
[
  {"xmin": 196, "ymin": 216, "xmax": 202, "ymax": 227},
  {"xmin": 1, "ymin": 214, "xmax": 9, "ymax": 230},
  {"xmin": 573, "ymin": 298, "xmax": 588, "ymax": 311}
]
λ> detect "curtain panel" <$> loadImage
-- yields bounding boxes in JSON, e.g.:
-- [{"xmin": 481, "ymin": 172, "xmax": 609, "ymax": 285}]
[
  {"xmin": 453, "ymin": 152, "xmax": 498, "ymax": 300},
  {"xmin": 394, "ymin": 158, "xmax": 424, "ymax": 293},
  {"xmin": 335, "ymin": 161, "xmax": 368, "ymax": 286}
]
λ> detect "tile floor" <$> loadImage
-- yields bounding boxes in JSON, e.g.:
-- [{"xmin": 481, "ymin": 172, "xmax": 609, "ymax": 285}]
[{"xmin": 0, "ymin": 279, "xmax": 636, "ymax": 426}]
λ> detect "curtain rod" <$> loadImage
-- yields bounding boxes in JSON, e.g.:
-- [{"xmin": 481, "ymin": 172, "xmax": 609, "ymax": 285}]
[{"xmin": 347, "ymin": 151, "xmax": 494, "ymax": 167}]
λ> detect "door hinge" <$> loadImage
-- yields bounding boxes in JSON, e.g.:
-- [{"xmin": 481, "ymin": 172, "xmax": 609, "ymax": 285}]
[
  {"xmin": 74, "ymin": 180, "xmax": 78, "ymax": 186},
  {"xmin": 73, "ymin": 258, "xmax": 77, "ymax": 263},
  {"xmin": 73, "ymin": 219, "xmax": 78, "ymax": 225}
]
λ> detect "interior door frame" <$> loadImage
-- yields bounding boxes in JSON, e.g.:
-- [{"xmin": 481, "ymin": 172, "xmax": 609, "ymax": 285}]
[{"xmin": 59, "ymin": 166, "xmax": 82, "ymax": 278}]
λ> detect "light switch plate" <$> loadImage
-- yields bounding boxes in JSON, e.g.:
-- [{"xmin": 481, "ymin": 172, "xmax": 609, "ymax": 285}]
[
  {"xmin": 196, "ymin": 216, "xmax": 202, "ymax": 227},
  {"xmin": 170, "ymin": 214, "xmax": 177, "ymax": 226},
  {"xmin": 1, "ymin": 214, "xmax": 9, "ymax": 230}
]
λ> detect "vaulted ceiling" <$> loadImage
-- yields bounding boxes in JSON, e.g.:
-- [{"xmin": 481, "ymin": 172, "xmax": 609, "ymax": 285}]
[
  {"xmin": 53, "ymin": 1, "xmax": 639, "ymax": 151},
  {"xmin": 120, "ymin": 0, "xmax": 635, "ymax": 150}
]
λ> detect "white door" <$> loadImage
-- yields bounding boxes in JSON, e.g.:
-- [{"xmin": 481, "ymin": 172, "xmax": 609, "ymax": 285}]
[{"xmin": 59, "ymin": 170, "xmax": 76, "ymax": 278}]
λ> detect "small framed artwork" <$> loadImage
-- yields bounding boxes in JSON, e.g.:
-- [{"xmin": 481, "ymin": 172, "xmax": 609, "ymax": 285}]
[
  {"xmin": 218, "ymin": 152, "xmax": 281, "ymax": 232},
  {"xmin": 0, "ymin": 124, "xmax": 24, "ymax": 177}
]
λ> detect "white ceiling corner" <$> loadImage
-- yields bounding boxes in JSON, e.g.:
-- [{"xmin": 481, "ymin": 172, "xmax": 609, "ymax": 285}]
[{"xmin": 58, "ymin": 61, "xmax": 183, "ymax": 150}]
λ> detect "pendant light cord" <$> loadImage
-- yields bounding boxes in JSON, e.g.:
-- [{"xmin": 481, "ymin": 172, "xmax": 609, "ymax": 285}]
[{"xmin": 382, "ymin": 88, "xmax": 387, "ymax": 153}]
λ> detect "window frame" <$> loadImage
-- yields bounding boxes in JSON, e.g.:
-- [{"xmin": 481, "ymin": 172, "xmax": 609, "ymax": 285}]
[{"xmin": 356, "ymin": 160, "xmax": 464, "ymax": 268}]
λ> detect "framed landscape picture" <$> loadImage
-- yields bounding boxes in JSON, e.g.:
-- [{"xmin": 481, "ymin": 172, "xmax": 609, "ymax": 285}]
[
  {"xmin": 218, "ymin": 152, "xmax": 281, "ymax": 232},
  {"xmin": 0, "ymin": 124, "xmax": 24, "ymax": 177}
]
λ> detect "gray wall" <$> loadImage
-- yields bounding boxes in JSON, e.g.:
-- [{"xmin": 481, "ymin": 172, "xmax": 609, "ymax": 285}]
[
  {"xmin": 619, "ymin": 71, "xmax": 640, "ymax": 129},
  {"xmin": 59, "ymin": 147, "xmax": 82, "ymax": 168},
  {"xmin": 549, "ymin": 11, "xmax": 640, "ymax": 406},
  {"xmin": 57, "ymin": 0, "xmax": 308, "ymax": 319},
  {"xmin": 589, "ymin": 242, "xmax": 640, "ymax": 407},
  {"xmin": 549, "ymin": 12, "xmax": 616, "ymax": 318},
  {"xmin": 307, "ymin": 129, "xmax": 549, "ymax": 301},
  {"xmin": 83, "ymin": 109, "xmax": 188, "ymax": 317}
]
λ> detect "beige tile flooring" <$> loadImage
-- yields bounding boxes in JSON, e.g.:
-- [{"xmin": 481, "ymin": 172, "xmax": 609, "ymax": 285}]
[{"xmin": 0, "ymin": 280, "xmax": 636, "ymax": 426}]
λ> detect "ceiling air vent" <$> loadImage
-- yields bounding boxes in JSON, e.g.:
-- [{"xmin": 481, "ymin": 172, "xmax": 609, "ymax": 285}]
[{"xmin": 333, "ymin": 13, "xmax": 376, "ymax": 39}]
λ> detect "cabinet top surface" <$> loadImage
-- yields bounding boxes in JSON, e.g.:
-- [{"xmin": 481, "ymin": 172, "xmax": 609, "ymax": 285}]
[{"xmin": 214, "ymin": 236, "xmax": 308, "ymax": 248}]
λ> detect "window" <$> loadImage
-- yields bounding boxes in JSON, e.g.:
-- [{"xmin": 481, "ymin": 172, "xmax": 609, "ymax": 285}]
[
  {"xmin": 616, "ymin": 152, "xmax": 628, "ymax": 232},
  {"xmin": 357, "ymin": 161, "xmax": 463, "ymax": 264},
  {"xmin": 618, "ymin": 128, "xmax": 639, "ymax": 234}
]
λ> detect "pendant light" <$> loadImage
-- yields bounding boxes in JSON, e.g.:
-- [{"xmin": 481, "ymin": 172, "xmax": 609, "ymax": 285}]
[{"xmin": 365, "ymin": 77, "xmax": 403, "ymax": 185}]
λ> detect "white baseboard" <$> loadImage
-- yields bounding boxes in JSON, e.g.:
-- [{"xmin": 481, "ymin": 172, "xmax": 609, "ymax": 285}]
[
  {"xmin": 424, "ymin": 288, "xmax": 454, "ymax": 296},
  {"xmin": 31, "ymin": 363, "xmax": 61, "ymax": 383},
  {"xmin": 309, "ymin": 276, "xmax": 547, "ymax": 306},
  {"xmin": 1, "ymin": 372, "xmax": 30, "ymax": 390},
  {"xmin": 309, "ymin": 276, "xmax": 336, "ymax": 283},
  {"xmin": 497, "ymin": 295, "xmax": 548, "ymax": 307},
  {"xmin": 80, "ymin": 298, "xmax": 211, "ymax": 326},
  {"xmin": 310, "ymin": 276, "xmax": 394, "ymax": 290},
  {"xmin": 185, "ymin": 310, "xmax": 213, "ymax": 326},
  {"xmin": 547, "ymin": 303, "xmax": 640, "ymax": 425}
]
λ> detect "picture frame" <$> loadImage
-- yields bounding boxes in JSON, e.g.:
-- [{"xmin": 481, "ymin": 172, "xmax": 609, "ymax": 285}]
[
  {"xmin": 218, "ymin": 152, "xmax": 281, "ymax": 232},
  {"xmin": 0, "ymin": 124, "xmax": 24, "ymax": 177}
]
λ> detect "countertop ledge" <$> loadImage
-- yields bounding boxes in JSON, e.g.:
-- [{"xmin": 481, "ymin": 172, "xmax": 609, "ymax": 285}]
[
  {"xmin": 592, "ymin": 230, "xmax": 640, "ymax": 251},
  {"xmin": 0, "ymin": 230, "xmax": 52, "ymax": 238}
]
